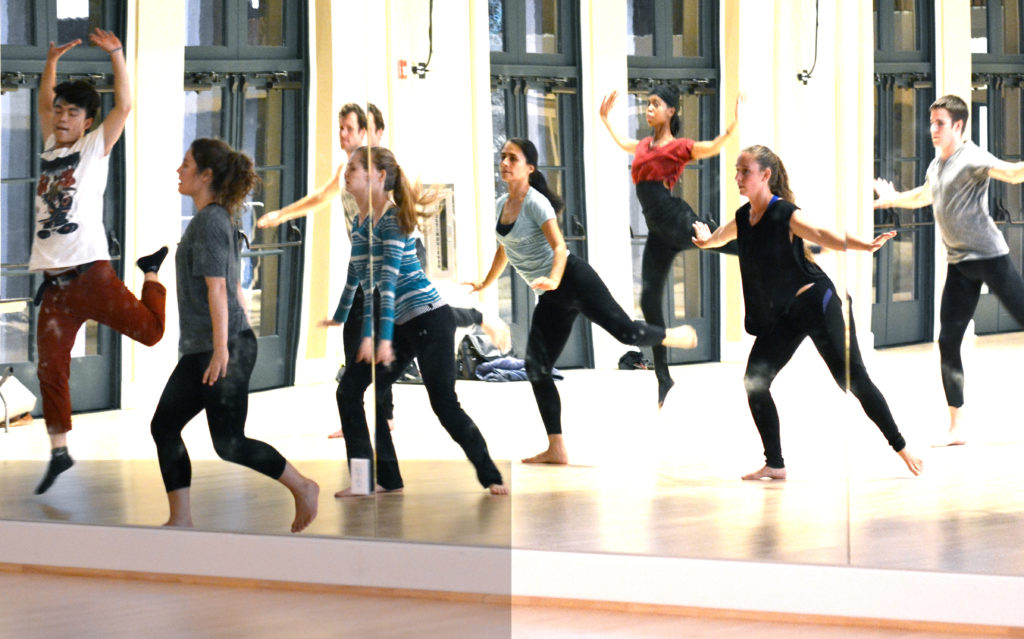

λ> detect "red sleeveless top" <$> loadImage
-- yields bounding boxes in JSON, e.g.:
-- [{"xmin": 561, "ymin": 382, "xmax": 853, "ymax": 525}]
[{"xmin": 630, "ymin": 136, "xmax": 695, "ymax": 188}]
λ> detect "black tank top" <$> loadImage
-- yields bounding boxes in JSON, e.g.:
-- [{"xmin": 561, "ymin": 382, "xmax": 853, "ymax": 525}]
[{"xmin": 736, "ymin": 198, "xmax": 828, "ymax": 335}]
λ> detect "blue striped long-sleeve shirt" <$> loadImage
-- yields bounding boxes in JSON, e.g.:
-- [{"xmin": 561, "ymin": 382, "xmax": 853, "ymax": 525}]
[{"xmin": 333, "ymin": 207, "xmax": 443, "ymax": 341}]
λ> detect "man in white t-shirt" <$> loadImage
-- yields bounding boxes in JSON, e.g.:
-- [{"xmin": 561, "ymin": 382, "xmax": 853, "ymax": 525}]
[{"xmin": 31, "ymin": 30, "xmax": 168, "ymax": 494}]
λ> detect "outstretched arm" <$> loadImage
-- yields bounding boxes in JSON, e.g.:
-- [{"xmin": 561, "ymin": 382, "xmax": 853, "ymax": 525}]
[
  {"xmin": 690, "ymin": 92, "xmax": 743, "ymax": 160},
  {"xmin": 258, "ymin": 163, "xmax": 343, "ymax": 228},
  {"xmin": 989, "ymin": 159, "xmax": 1024, "ymax": 184},
  {"xmin": 790, "ymin": 210, "xmax": 896, "ymax": 252},
  {"xmin": 599, "ymin": 91, "xmax": 639, "ymax": 154},
  {"xmin": 873, "ymin": 177, "xmax": 932, "ymax": 209},
  {"xmin": 464, "ymin": 245, "xmax": 509, "ymax": 293},
  {"xmin": 38, "ymin": 39, "xmax": 81, "ymax": 141},
  {"xmin": 692, "ymin": 219, "xmax": 737, "ymax": 249},
  {"xmin": 90, "ymin": 29, "xmax": 130, "ymax": 156}
]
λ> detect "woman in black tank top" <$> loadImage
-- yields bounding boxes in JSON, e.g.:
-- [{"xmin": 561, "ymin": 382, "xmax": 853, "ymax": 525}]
[{"xmin": 692, "ymin": 145, "xmax": 923, "ymax": 480}]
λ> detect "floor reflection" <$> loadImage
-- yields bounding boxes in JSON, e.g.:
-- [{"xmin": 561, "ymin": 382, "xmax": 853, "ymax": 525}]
[{"xmin": 0, "ymin": 332, "xmax": 1022, "ymax": 574}]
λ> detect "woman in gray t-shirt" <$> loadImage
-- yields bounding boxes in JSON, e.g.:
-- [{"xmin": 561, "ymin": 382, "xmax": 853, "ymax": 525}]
[
  {"xmin": 150, "ymin": 138, "xmax": 319, "ymax": 533},
  {"xmin": 468, "ymin": 138, "xmax": 699, "ymax": 465}
]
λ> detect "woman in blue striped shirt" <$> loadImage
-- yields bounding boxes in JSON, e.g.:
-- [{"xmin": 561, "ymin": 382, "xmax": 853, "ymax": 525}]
[
  {"xmin": 333, "ymin": 146, "xmax": 507, "ymax": 496},
  {"xmin": 468, "ymin": 138, "xmax": 699, "ymax": 465}
]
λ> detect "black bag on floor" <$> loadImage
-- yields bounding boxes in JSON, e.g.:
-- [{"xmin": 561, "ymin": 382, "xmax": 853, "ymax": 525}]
[
  {"xmin": 618, "ymin": 350, "xmax": 652, "ymax": 370},
  {"xmin": 457, "ymin": 333, "xmax": 501, "ymax": 379}
]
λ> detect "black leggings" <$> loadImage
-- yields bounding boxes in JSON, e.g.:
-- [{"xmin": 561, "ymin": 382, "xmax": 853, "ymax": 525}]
[
  {"xmin": 635, "ymin": 181, "xmax": 736, "ymax": 390},
  {"xmin": 744, "ymin": 282, "xmax": 906, "ymax": 469},
  {"xmin": 938, "ymin": 254, "xmax": 1024, "ymax": 407},
  {"xmin": 526, "ymin": 254, "xmax": 666, "ymax": 435},
  {"xmin": 338, "ymin": 305, "xmax": 503, "ymax": 490},
  {"xmin": 150, "ymin": 330, "xmax": 286, "ymax": 492}
]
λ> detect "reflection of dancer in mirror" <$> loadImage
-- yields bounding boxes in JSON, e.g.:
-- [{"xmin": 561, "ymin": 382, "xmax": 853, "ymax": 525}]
[
  {"xmin": 258, "ymin": 103, "xmax": 393, "ymax": 439},
  {"xmin": 600, "ymin": 86, "xmax": 742, "ymax": 408},
  {"xmin": 151, "ymin": 139, "xmax": 319, "ymax": 532},
  {"xmin": 468, "ymin": 139, "xmax": 699, "ymax": 465},
  {"xmin": 874, "ymin": 95, "xmax": 1024, "ymax": 446},
  {"xmin": 693, "ymin": 145, "xmax": 923, "ymax": 480},
  {"xmin": 334, "ymin": 146, "xmax": 507, "ymax": 496},
  {"xmin": 31, "ymin": 30, "xmax": 168, "ymax": 494}
]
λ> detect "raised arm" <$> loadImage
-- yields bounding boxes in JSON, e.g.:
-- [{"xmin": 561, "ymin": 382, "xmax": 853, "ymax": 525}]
[
  {"xmin": 530, "ymin": 219, "xmax": 568, "ymax": 291},
  {"xmin": 89, "ymin": 29, "xmax": 130, "ymax": 156},
  {"xmin": 690, "ymin": 92, "xmax": 743, "ymax": 161},
  {"xmin": 692, "ymin": 218, "xmax": 737, "ymax": 249},
  {"xmin": 599, "ymin": 91, "xmax": 639, "ymax": 154},
  {"xmin": 873, "ymin": 177, "xmax": 932, "ymax": 209},
  {"xmin": 464, "ymin": 244, "xmax": 509, "ymax": 293},
  {"xmin": 988, "ymin": 159, "xmax": 1024, "ymax": 184},
  {"xmin": 258, "ymin": 163, "xmax": 343, "ymax": 228},
  {"xmin": 790, "ymin": 209, "xmax": 896, "ymax": 253},
  {"xmin": 38, "ymin": 39, "xmax": 81, "ymax": 141}
]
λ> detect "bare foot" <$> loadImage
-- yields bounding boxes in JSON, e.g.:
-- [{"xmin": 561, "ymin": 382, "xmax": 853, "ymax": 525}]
[
  {"xmin": 936, "ymin": 406, "xmax": 967, "ymax": 446},
  {"xmin": 334, "ymin": 486, "xmax": 368, "ymax": 498},
  {"xmin": 375, "ymin": 484, "xmax": 403, "ymax": 493},
  {"xmin": 741, "ymin": 465, "xmax": 787, "ymax": 480},
  {"xmin": 481, "ymin": 315, "xmax": 512, "ymax": 353},
  {"xmin": 936, "ymin": 425, "xmax": 967, "ymax": 447},
  {"xmin": 290, "ymin": 478, "xmax": 320, "ymax": 533},
  {"xmin": 898, "ymin": 449, "xmax": 924, "ymax": 476},
  {"xmin": 162, "ymin": 518, "xmax": 194, "ymax": 528},
  {"xmin": 663, "ymin": 325, "xmax": 698, "ymax": 349},
  {"xmin": 327, "ymin": 429, "xmax": 344, "ymax": 439},
  {"xmin": 521, "ymin": 448, "xmax": 568, "ymax": 464},
  {"xmin": 488, "ymin": 483, "xmax": 510, "ymax": 495}
]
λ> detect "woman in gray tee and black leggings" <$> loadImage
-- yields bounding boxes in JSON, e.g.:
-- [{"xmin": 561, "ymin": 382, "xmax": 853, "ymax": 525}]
[{"xmin": 150, "ymin": 138, "xmax": 319, "ymax": 532}]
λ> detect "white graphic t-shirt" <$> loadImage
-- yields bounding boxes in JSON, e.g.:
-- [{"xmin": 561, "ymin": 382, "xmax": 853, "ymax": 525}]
[{"xmin": 29, "ymin": 124, "xmax": 112, "ymax": 271}]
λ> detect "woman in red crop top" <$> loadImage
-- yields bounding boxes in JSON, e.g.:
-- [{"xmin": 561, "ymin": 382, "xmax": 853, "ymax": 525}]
[
  {"xmin": 600, "ymin": 84, "xmax": 741, "ymax": 408},
  {"xmin": 692, "ymin": 144, "xmax": 922, "ymax": 481}
]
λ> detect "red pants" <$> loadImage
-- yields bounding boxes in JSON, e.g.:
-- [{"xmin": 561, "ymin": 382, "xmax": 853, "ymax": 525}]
[{"xmin": 36, "ymin": 260, "xmax": 166, "ymax": 434}]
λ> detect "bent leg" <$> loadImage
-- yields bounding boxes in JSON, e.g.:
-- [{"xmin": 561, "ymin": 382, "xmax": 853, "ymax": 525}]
[
  {"xmin": 69, "ymin": 261, "xmax": 165, "ymax": 346},
  {"xmin": 569, "ymin": 257, "xmax": 666, "ymax": 347},
  {"xmin": 204, "ymin": 332, "xmax": 287, "ymax": 479}
]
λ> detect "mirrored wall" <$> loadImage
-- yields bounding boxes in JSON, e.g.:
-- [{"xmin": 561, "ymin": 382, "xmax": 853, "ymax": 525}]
[{"xmin": 1, "ymin": 0, "xmax": 1023, "ymax": 589}]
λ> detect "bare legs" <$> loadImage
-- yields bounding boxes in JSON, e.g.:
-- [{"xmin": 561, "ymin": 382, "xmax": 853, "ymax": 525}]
[{"xmin": 164, "ymin": 462, "xmax": 319, "ymax": 533}]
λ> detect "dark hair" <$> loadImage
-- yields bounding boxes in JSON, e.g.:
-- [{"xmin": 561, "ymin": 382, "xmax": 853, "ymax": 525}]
[
  {"xmin": 338, "ymin": 103, "xmax": 367, "ymax": 130},
  {"xmin": 349, "ymin": 146, "xmax": 438, "ymax": 235},
  {"xmin": 505, "ymin": 138, "xmax": 565, "ymax": 215},
  {"xmin": 742, "ymin": 144, "xmax": 795, "ymax": 204},
  {"xmin": 930, "ymin": 94, "xmax": 969, "ymax": 130},
  {"xmin": 189, "ymin": 138, "xmax": 261, "ymax": 218},
  {"xmin": 367, "ymin": 103, "xmax": 385, "ymax": 132},
  {"xmin": 53, "ymin": 80, "xmax": 101, "ymax": 122},
  {"xmin": 649, "ymin": 84, "xmax": 681, "ymax": 137}
]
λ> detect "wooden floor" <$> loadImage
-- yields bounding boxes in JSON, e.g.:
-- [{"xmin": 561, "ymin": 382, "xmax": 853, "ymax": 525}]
[
  {"xmin": 0, "ymin": 332, "xmax": 1022, "ymax": 575},
  {"xmin": 0, "ymin": 568, "xmax": 1016, "ymax": 638}
]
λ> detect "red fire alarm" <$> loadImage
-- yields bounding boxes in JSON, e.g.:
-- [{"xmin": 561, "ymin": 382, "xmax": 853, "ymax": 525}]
[{"xmin": 398, "ymin": 59, "xmax": 408, "ymax": 80}]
